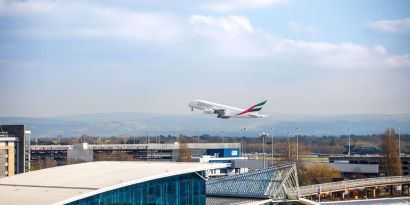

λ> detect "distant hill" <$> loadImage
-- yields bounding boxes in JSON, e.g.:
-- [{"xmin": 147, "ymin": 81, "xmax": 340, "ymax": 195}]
[{"xmin": 0, "ymin": 112, "xmax": 409, "ymax": 137}]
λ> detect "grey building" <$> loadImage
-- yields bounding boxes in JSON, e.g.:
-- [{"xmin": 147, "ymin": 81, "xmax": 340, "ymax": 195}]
[
  {"xmin": 31, "ymin": 143, "xmax": 241, "ymax": 165},
  {"xmin": 329, "ymin": 155, "xmax": 410, "ymax": 177},
  {"xmin": 0, "ymin": 125, "xmax": 31, "ymax": 177}
]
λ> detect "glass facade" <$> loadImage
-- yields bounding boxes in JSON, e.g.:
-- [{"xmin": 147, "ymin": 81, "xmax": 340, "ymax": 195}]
[
  {"xmin": 24, "ymin": 131, "xmax": 31, "ymax": 172},
  {"xmin": 67, "ymin": 172, "xmax": 206, "ymax": 205}
]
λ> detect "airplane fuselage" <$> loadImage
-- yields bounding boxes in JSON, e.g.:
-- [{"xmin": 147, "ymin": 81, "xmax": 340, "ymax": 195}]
[{"xmin": 188, "ymin": 100, "xmax": 267, "ymax": 119}]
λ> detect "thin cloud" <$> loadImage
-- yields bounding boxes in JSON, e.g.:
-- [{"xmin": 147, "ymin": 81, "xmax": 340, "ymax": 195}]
[
  {"xmin": 272, "ymin": 40, "xmax": 410, "ymax": 69},
  {"xmin": 188, "ymin": 15, "xmax": 270, "ymax": 59},
  {"xmin": 0, "ymin": 0, "xmax": 182, "ymax": 43},
  {"xmin": 202, "ymin": 0, "xmax": 289, "ymax": 12},
  {"xmin": 75, "ymin": 8, "xmax": 182, "ymax": 42},
  {"xmin": 288, "ymin": 21, "xmax": 319, "ymax": 40},
  {"xmin": 188, "ymin": 15, "xmax": 253, "ymax": 33},
  {"xmin": 370, "ymin": 18, "xmax": 410, "ymax": 35},
  {"xmin": 188, "ymin": 15, "xmax": 410, "ymax": 69},
  {"xmin": 0, "ymin": 0, "xmax": 57, "ymax": 14}
]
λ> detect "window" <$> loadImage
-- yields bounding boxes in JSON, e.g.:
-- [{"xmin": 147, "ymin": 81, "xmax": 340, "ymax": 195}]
[{"xmin": 67, "ymin": 173, "xmax": 206, "ymax": 205}]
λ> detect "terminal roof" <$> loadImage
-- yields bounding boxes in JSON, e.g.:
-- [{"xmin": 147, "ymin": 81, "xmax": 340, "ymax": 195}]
[{"xmin": 0, "ymin": 161, "xmax": 227, "ymax": 205}]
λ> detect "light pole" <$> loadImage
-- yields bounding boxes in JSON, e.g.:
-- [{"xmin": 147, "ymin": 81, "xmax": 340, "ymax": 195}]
[
  {"xmin": 348, "ymin": 129, "xmax": 351, "ymax": 156},
  {"xmin": 296, "ymin": 128, "xmax": 299, "ymax": 161},
  {"xmin": 241, "ymin": 129, "xmax": 244, "ymax": 158},
  {"xmin": 241, "ymin": 128, "xmax": 247, "ymax": 172},
  {"xmin": 287, "ymin": 131, "xmax": 290, "ymax": 159},
  {"xmin": 240, "ymin": 129, "xmax": 243, "ymax": 173},
  {"xmin": 398, "ymin": 128, "xmax": 401, "ymax": 157},
  {"xmin": 260, "ymin": 132, "xmax": 268, "ymax": 169},
  {"xmin": 270, "ymin": 128, "xmax": 273, "ymax": 167}
]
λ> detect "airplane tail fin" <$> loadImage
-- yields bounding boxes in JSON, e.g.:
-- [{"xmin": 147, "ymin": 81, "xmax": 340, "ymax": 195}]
[
  {"xmin": 249, "ymin": 100, "xmax": 267, "ymax": 113},
  {"xmin": 236, "ymin": 100, "xmax": 267, "ymax": 116}
]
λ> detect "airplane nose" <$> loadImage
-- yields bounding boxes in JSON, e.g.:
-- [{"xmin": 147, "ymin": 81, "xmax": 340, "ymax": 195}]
[
  {"xmin": 188, "ymin": 100, "xmax": 197, "ymax": 108},
  {"xmin": 188, "ymin": 101, "xmax": 194, "ymax": 107}
]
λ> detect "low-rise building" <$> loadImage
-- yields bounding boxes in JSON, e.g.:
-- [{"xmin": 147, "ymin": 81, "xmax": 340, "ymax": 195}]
[
  {"xmin": 329, "ymin": 155, "xmax": 410, "ymax": 177},
  {"xmin": 199, "ymin": 156, "xmax": 247, "ymax": 177}
]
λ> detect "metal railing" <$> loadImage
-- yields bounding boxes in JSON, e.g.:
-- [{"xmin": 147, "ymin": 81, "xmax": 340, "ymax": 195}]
[
  {"xmin": 299, "ymin": 175, "xmax": 410, "ymax": 196},
  {"xmin": 31, "ymin": 145, "xmax": 72, "ymax": 150}
]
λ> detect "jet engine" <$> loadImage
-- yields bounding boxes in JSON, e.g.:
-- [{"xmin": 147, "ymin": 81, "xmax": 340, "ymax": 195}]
[
  {"xmin": 218, "ymin": 111, "xmax": 230, "ymax": 118},
  {"xmin": 203, "ymin": 109, "xmax": 215, "ymax": 114}
]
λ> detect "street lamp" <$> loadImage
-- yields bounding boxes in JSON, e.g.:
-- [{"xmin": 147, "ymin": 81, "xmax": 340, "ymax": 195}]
[
  {"xmin": 287, "ymin": 131, "xmax": 290, "ymax": 159},
  {"xmin": 270, "ymin": 128, "xmax": 274, "ymax": 167},
  {"xmin": 260, "ymin": 132, "xmax": 269, "ymax": 169},
  {"xmin": 240, "ymin": 129, "xmax": 243, "ymax": 173},
  {"xmin": 348, "ymin": 128, "xmax": 351, "ymax": 156},
  {"xmin": 296, "ymin": 128, "xmax": 299, "ymax": 161},
  {"xmin": 241, "ymin": 128, "xmax": 247, "ymax": 172},
  {"xmin": 398, "ymin": 128, "xmax": 401, "ymax": 157}
]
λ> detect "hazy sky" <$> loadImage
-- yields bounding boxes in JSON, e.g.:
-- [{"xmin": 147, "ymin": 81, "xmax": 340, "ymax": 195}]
[{"xmin": 0, "ymin": 0, "xmax": 409, "ymax": 117}]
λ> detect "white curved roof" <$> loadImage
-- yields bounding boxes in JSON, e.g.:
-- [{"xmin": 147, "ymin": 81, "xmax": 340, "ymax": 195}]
[{"xmin": 0, "ymin": 161, "xmax": 227, "ymax": 205}]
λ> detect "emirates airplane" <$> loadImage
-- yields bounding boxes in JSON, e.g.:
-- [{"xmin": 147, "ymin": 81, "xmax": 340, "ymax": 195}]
[{"xmin": 188, "ymin": 100, "xmax": 268, "ymax": 119}]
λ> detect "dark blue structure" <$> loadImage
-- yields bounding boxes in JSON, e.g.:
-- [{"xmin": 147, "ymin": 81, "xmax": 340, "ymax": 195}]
[
  {"xmin": 342, "ymin": 145, "xmax": 381, "ymax": 155},
  {"xmin": 206, "ymin": 148, "xmax": 240, "ymax": 158}
]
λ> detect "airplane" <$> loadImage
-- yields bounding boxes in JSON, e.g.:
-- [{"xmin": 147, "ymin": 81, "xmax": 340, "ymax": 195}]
[{"xmin": 188, "ymin": 100, "xmax": 268, "ymax": 119}]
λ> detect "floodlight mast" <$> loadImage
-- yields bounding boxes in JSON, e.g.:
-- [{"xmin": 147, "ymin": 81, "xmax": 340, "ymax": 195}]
[
  {"xmin": 241, "ymin": 128, "xmax": 247, "ymax": 172},
  {"xmin": 348, "ymin": 128, "xmax": 351, "ymax": 156},
  {"xmin": 271, "ymin": 128, "xmax": 274, "ymax": 167},
  {"xmin": 399, "ymin": 128, "xmax": 401, "ymax": 157},
  {"xmin": 260, "ymin": 132, "xmax": 268, "ymax": 169},
  {"xmin": 287, "ymin": 132, "xmax": 290, "ymax": 159},
  {"xmin": 296, "ymin": 128, "xmax": 299, "ymax": 161}
]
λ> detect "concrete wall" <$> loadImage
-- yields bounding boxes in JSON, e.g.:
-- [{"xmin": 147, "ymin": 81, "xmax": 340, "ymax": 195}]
[
  {"xmin": 329, "ymin": 162, "xmax": 379, "ymax": 174},
  {"xmin": 67, "ymin": 143, "xmax": 93, "ymax": 162}
]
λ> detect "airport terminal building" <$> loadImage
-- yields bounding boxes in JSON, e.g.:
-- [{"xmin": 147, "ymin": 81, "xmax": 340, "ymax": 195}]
[
  {"xmin": 30, "ymin": 143, "xmax": 241, "ymax": 165},
  {"xmin": 0, "ymin": 161, "xmax": 227, "ymax": 205}
]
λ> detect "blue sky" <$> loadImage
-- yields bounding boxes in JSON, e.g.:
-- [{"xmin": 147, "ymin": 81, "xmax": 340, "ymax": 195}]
[{"xmin": 0, "ymin": 0, "xmax": 409, "ymax": 117}]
